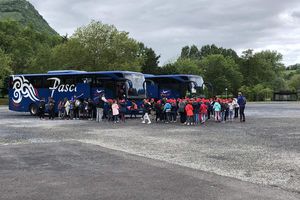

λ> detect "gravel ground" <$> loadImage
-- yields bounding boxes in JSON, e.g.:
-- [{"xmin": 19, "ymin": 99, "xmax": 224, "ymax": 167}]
[{"xmin": 0, "ymin": 102, "xmax": 299, "ymax": 194}]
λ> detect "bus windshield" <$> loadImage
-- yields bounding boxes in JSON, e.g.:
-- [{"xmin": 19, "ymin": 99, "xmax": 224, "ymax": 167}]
[
  {"xmin": 188, "ymin": 76, "xmax": 204, "ymax": 96},
  {"xmin": 189, "ymin": 76, "xmax": 203, "ymax": 88},
  {"xmin": 124, "ymin": 73, "xmax": 145, "ymax": 98}
]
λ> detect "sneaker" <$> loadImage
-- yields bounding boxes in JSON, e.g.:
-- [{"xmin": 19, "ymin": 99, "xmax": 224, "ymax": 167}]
[
  {"xmin": 147, "ymin": 122, "xmax": 151, "ymax": 124},
  {"xmin": 142, "ymin": 121, "xmax": 146, "ymax": 124}
]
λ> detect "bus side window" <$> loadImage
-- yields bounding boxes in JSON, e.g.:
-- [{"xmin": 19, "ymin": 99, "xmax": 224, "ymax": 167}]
[
  {"xmin": 28, "ymin": 77, "xmax": 43, "ymax": 88},
  {"xmin": 65, "ymin": 77, "xmax": 75, "ymax": 85},
  {"xmin": 94, "ymin": 78, "xmax": 104, "ymax": 87},
  {"xmin": 44, "ymin": 76, "xmax": 61, "ymax": 88},
  {"xmin": 79, "ymin": 77, "xmax": 92, "ymax": 84},
  {"xmin": 45, "ymin": 78, "xmax": 55, "ymax": 88}
]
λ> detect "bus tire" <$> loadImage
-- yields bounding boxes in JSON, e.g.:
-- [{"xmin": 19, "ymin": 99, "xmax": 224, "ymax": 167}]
[{"xmin": 29, "ymin": 104, "xmax": 38, "ymax": 116}]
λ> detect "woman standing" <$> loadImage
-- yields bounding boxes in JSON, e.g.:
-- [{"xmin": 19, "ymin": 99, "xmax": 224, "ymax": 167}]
[{"xmin": 64, "ymin": 98, "xmax": 70, "ymax": 120}]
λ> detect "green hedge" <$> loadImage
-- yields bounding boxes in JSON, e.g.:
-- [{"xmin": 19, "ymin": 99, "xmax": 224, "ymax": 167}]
[{"xmin": 0, "ymin": 98, "xmax": 8, "ymax": 105}]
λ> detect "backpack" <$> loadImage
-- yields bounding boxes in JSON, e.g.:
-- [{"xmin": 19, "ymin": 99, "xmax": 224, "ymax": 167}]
[
  {"xmin": 178, "ymin": 102, "xmax": 185, "ymax": 113},
  {"xmin": 239, "ymin": 96, "xmax": 246, "ymax": 106},
  {"xmin": 75, "ymin": 100, "xmax": 81, "ymax": 107},
  {"xmin": 243, "ymin": 97, "xmax": 247, "ymax": 105}
]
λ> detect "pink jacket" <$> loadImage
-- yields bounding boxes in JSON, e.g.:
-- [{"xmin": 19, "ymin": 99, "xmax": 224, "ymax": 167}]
[{"xmin": 112, "ymin": 103, "xmax": 119, "ymax": 116}]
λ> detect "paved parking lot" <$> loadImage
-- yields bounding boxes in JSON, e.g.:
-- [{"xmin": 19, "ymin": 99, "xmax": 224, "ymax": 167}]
[{"xmin": 0, "ymin": 102, "xmax": 299, "ymax": 199}]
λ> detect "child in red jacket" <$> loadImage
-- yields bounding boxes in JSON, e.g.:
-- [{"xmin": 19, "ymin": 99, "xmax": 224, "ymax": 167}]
[
  {"xmin": 185, "ymin": 102, "xmax": 194, "ymax": 125},
  {"xmin": 200, "ymin": 101, "xmax": 208, "ymax": 124}
]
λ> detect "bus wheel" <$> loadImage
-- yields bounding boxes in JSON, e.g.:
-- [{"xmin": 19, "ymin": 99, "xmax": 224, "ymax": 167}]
[{"xmin": 29, "ymin": 104, "xmax": 38, "ymax": 116}]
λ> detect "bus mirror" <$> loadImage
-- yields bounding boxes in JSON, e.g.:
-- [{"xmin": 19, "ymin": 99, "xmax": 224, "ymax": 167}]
[
  {"xmin": 125, "ymin": 79, "xmax": 133, "ymax": 88},
  {"xmin": 145, "ymin": 80, "xmax": 155, "ymax": 86}
]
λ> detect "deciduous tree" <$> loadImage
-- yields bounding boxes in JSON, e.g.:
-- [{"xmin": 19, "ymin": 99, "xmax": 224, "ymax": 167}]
[{"xmin": 0, "ymin": 49, "xmax": 12, "ymax": 88}]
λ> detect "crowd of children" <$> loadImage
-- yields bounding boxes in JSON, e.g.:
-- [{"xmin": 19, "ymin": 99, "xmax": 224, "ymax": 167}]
[
  {"xmin": 37, "ymin": 93, "xmax": 247, "ymax": 125},
  {"xmin": 136, "ymin": 96, "xmax": 245, "ymax": 125}
]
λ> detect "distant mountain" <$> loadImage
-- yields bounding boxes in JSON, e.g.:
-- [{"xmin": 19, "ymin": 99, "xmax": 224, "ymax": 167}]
[{"xmin": 0, "ymin": 0, "xmax": 58, "ymax": 35}]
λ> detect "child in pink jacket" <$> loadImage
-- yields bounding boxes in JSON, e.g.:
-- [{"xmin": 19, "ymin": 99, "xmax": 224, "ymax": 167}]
[{"xmin": 111, "ymin": 100, "xmax": 119, "ymax": 123}]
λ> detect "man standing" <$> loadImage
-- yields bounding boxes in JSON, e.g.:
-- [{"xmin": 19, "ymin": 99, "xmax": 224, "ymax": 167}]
[
  {"xmin": 237, "ymin": 92, "xmax": 246, "ymax": 122},
  {"xmin": 48, "ymin": 97, "xmax": 55, "ymax": 120},
  {"xmin": 97, "ymin": 92, "xmax": 108, "ymax": 122},
  {"xmin": 38, "ymin": 98, "xmax": 46, "ymax": 120}
]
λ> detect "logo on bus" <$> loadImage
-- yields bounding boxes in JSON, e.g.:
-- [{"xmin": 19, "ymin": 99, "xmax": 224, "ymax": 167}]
[
  {"xmin": 12, "ymin": 76, "xmax": 39, "ymax": 104},
  {"xmin": 160, "ymin": 90, "xmax": 171, "ymax": 97},
  {"xmin": 48, "ymin": 77, "xmax": 77, "ymax": 97}
]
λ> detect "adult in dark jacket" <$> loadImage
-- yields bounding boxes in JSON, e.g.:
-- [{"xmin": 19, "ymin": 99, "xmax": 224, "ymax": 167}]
[
  {"xmin": 96, "ymin": 92, "xmax": 108, "ymax": 122},
  {"xmin": 237, "ymin": 92, "xmax": 246, "ymax": 122},
  {"xmin": 178, "ymin": 100, "xmax": 186, "ymax": 123},
  {"xmin": 48, "ymin": 97, "xmax": 55, "ymax": 120},
  {"xmin": 154, "ymin": 101, "xmax": 163, "ymax": 122},
  {"xmin": 192, "ymin": 101, "xmax": 199, "ymax": 124},
  {"xmin": 38, "ymin": 98, "xmax": 46, "ymax": 120},
  {"xmin": 170, "ymin": 101, "xmax": 178, "ymax": 122},
  {"xmin": 87, "ymin": 98, "xmax": 94, "ymax": 120},
  {"xmin": 119, "ymin": 99, "xmax": 127, "ymax": 122}
]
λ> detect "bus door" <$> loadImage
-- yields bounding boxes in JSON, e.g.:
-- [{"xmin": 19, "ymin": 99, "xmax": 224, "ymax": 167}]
[
  {"xmin": 92, "ymin": 77, "xmax": 115, "ymax": 103},
  {"xmin": 159, "ymin": 81, "xmax": 181, "ymax": 99},
  {"xmin": 116, "ymin": 81, "xmax": 126, "ymax": 99},
  {"xmin": 76, "ymin": 77, "xmax": 91, "ymax": 99},
  {"xmin": 146, "ymin": 80, "xmax": 158, "ymax": 99}
]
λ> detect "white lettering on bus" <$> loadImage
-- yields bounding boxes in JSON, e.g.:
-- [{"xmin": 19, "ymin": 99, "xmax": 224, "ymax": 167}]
[{"xmin": 48, "ymin": 77, "xmax": 77, "ymax": 97}]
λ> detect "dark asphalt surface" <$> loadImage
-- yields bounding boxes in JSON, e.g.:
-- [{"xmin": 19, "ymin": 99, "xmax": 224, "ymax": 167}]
[
  {"xmin": 0, "ymin": 142, "xmax": 298, "ymax": 200},
  {"xmin": 0, "ymin": 102, "xmax": 300, "ymax": 199}
]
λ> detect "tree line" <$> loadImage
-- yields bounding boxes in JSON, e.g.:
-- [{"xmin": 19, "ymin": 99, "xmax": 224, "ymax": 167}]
[{"xmin": 0, "ymin": 20, "xmax": 300, "ymax": 100}]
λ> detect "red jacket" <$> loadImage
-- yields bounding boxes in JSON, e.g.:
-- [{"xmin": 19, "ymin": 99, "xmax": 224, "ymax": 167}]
[
  {"xmin": 185, "ymin": 104, "xmax": 194, "ymax": 116},
  {"xmin": 200, "ymin": 103, "xmax": 208, "ymax": 114}
]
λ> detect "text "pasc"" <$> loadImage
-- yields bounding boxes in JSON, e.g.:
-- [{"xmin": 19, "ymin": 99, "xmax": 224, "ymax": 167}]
[{"xmin": 48, "ymin": 77, "xmax": 76, "ymax": 97}]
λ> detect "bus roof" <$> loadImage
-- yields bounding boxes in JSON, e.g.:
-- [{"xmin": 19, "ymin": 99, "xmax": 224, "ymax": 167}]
[
  {"xmin": 13, "ymin": 70, "xmax": 144, "ymax": 77},
  {"xmin": 144, "ymin": 74, "xmax": 203, "ymax": 78}
]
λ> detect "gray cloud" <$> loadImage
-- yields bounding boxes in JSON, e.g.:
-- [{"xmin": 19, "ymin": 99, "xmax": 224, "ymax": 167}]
[
  {"xmin": 291, "ymin": 11, "xmax": 300, "ymax": 18},
  {"xmin": 29, "ymin": 0, "xmax": 300, "ymax": 66}
]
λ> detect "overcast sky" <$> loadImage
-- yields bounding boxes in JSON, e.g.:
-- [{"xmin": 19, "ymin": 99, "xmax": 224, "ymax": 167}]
[{"xmin": 29, "ymin": 0, "xmax": 300, "ymax": 66}]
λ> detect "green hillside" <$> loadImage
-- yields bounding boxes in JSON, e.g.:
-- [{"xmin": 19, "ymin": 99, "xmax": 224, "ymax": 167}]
[{"xmin": 0, "ymin": 0, "xmax": 58, "ymax": 35}]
